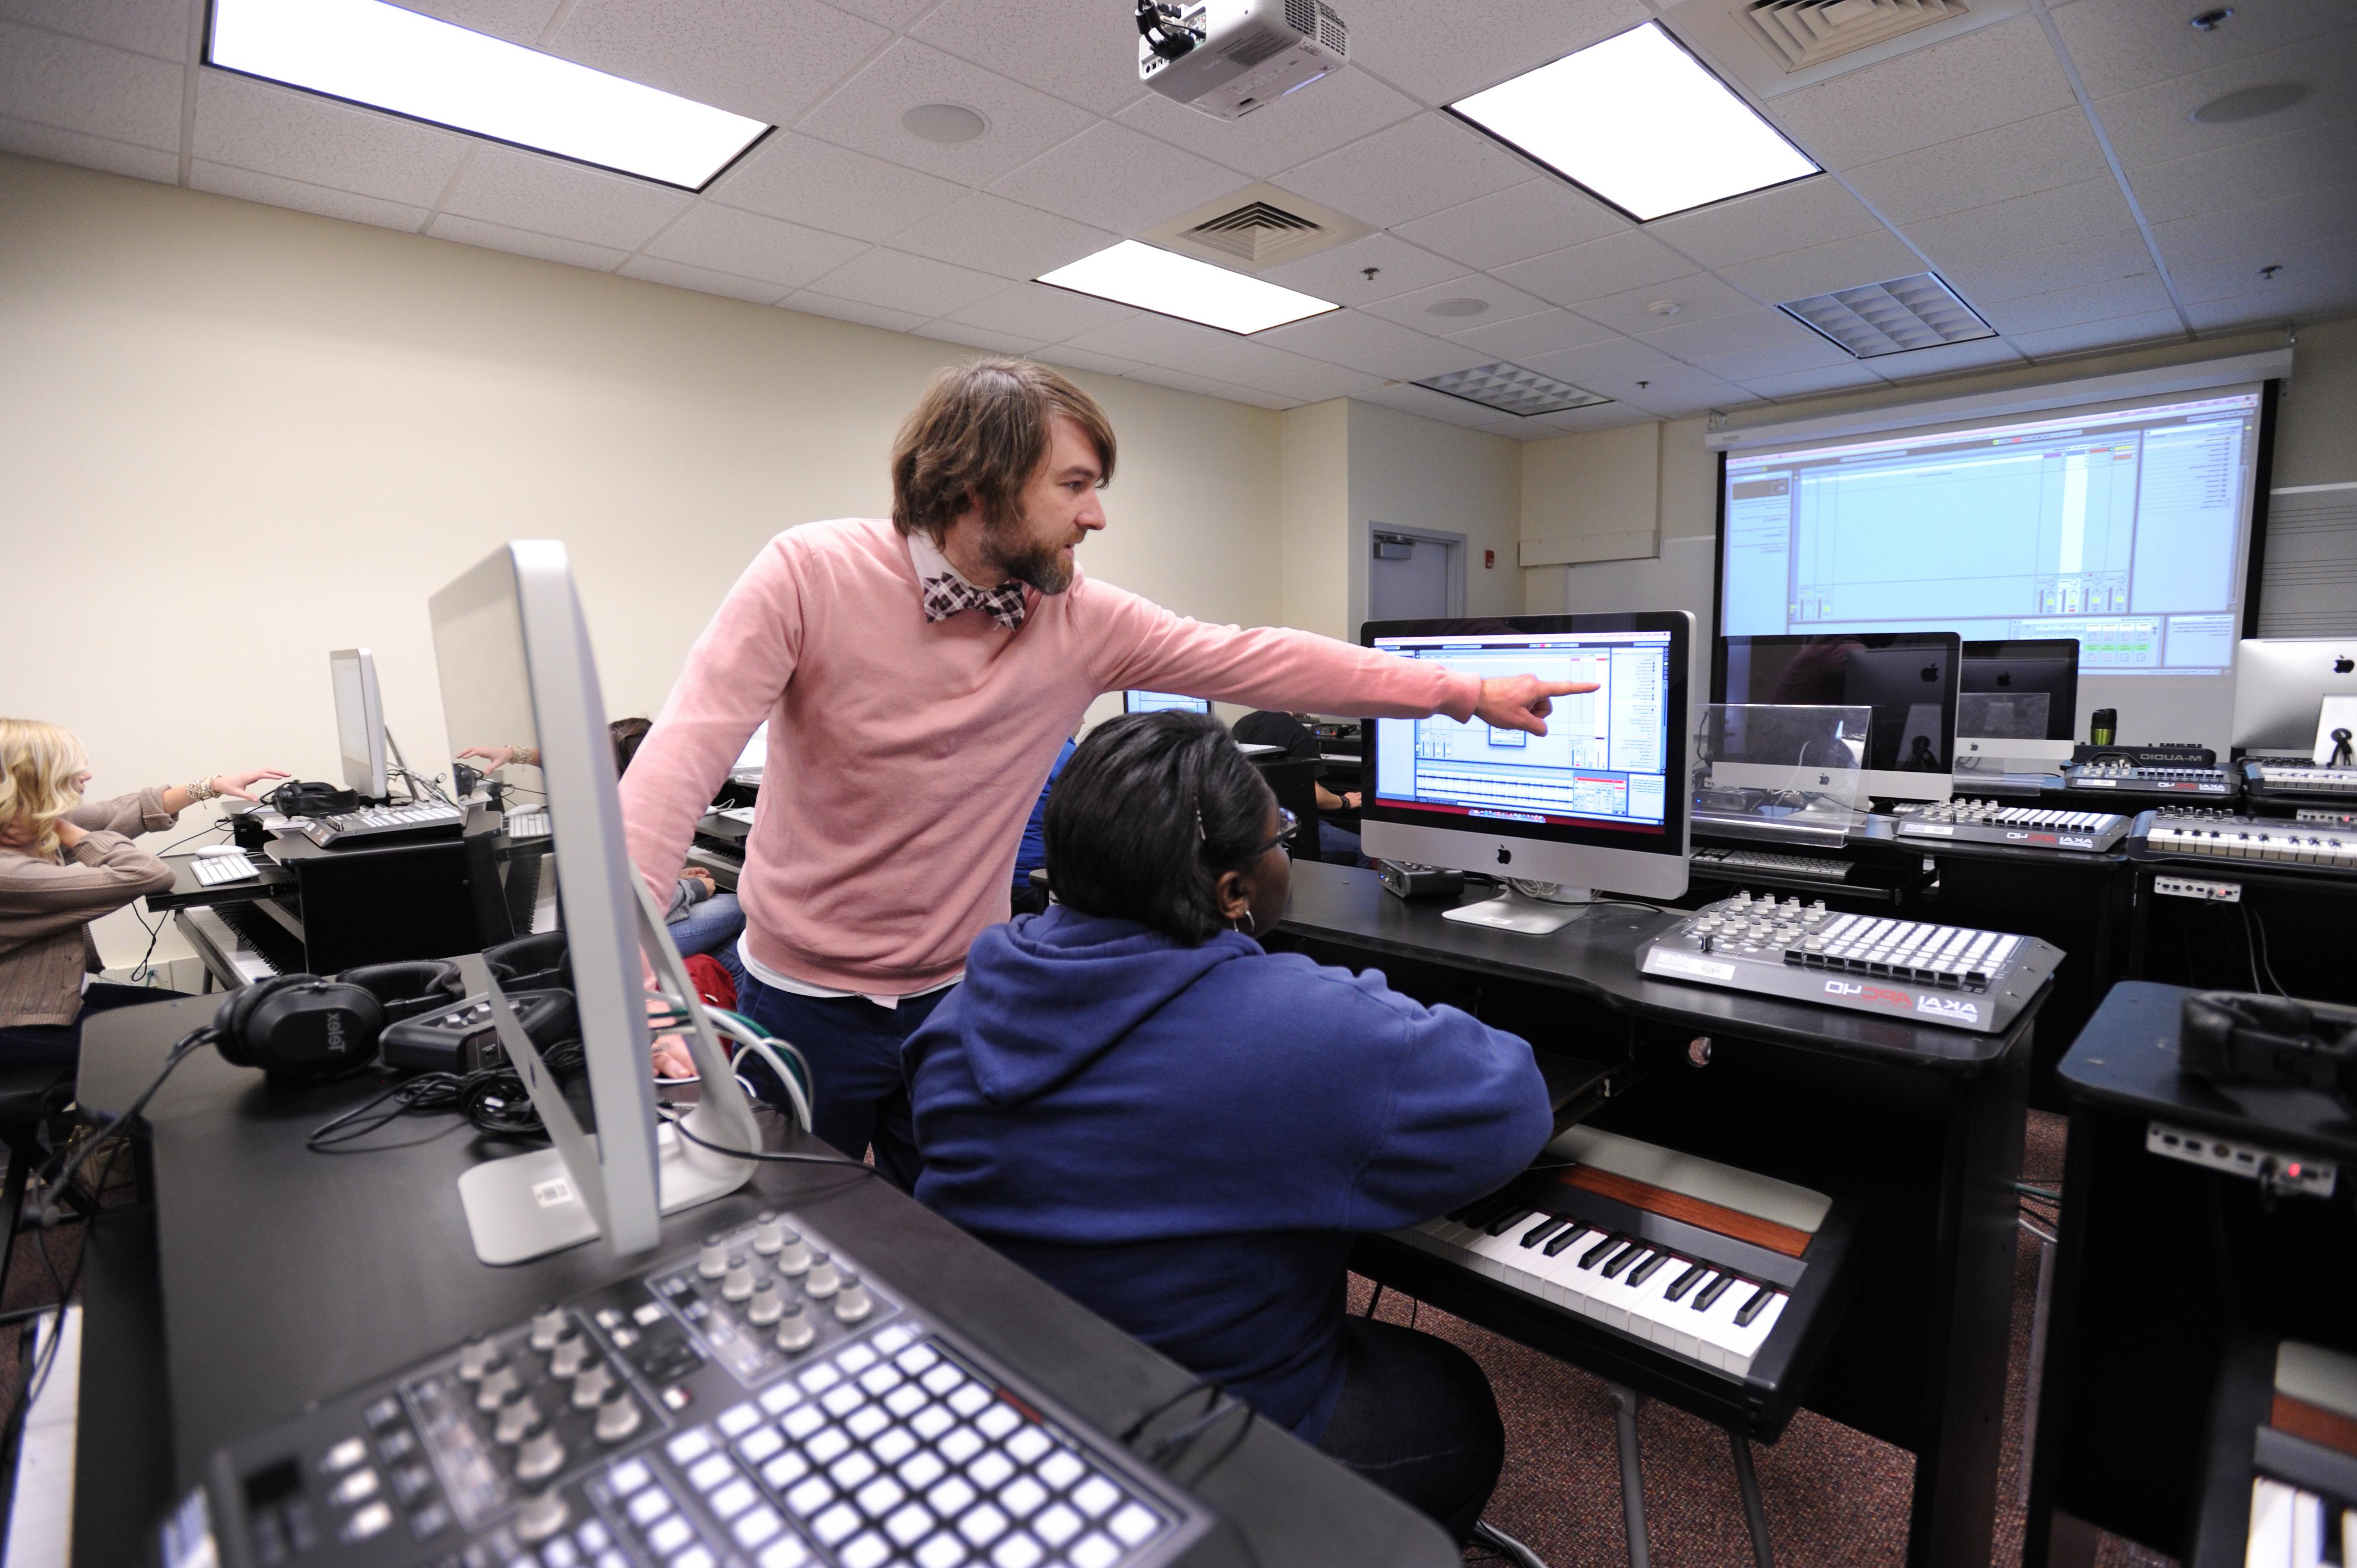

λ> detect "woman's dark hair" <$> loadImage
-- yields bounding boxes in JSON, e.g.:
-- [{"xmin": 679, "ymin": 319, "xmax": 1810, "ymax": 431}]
[
  {"xmin": 610, "ymin": 716, "xmax": 653, "ymax": 776},
  {"xmin": 1044, "ymin": 711, "xmax": 1275, "ymax": 945}
]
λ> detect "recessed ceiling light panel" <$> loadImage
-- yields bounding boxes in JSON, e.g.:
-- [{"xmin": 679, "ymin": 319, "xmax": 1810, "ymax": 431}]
[
  {"xmin": 1448, "ymin": 21, "xmax": 1820, "ymax": 222},
  {"xmin": 1778, "ymin": 272, "xmax": 1995, "ymax": 358},
  {"xmin": 1036, "ymin": 240, "xmax": 1340, "ymax": 335},
  {"xmin": 209, "ymin": 0, "xmax": 769, "ymax": 191},
  {"xmin": 1414, "ymin": 362, "xmax": 1611, "ymax": 417}
]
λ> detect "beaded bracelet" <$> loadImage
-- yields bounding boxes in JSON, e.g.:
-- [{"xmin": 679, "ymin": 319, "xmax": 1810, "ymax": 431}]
[{"xmin": 184, "ymin": 776, "xmax": 220, "ymax": 802}]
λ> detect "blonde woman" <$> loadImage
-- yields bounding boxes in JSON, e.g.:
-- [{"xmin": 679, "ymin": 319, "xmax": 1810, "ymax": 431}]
[{"xmin": 0, "ymin": 719, "xmax": 286, "ymax": 1065}]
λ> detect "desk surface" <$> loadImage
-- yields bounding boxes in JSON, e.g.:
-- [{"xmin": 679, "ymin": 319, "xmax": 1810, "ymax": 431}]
[
  {"xmin": 74, "ymin": 998, "xmax": 1450, "ymax": 1568},
  {"xmin": 1277, "ymin": 860, "xmax": 2036, "ymax": 1074},
  {"xmin": 2056, "ymin": 980, "xmax": 2357, "ymax": 1160}
]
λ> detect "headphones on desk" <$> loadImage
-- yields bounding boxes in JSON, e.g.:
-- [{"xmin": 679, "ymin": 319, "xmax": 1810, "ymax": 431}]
[
  {"xmin": 214, "ymin": 960, "xmax": 467, "ymax": 1082},
  {"xmin": 2179, "ymin": 991, "xmax": 2357, "ymax": 1107}
]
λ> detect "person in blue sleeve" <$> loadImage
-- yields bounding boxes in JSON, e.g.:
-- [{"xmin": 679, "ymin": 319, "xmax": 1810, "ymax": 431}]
[
  {"xmin": 1008, "ymin": 734, "xmax": 1074, "ymax": 914},
  {"xmin": 905, "ymin": 709, "xmax": 1554, "ymax": 1543}
]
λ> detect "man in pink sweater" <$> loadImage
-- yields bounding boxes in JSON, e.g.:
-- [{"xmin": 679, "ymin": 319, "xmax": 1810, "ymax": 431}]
[{"xmin": 621, "ymin": 359, "xmax": 1587, "ymax": 1185}]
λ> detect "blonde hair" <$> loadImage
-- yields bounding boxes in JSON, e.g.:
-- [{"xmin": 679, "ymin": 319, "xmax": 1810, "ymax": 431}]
[{"xmin": 0, "ymin": 719, "xmax": 90, "ymax": 861}]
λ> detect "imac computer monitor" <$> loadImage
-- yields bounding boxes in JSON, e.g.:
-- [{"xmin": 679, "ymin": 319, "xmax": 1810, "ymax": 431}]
[
  {"xmin": 1719, "ymin": 633, "xmax": 1960, "ymax": 803},
  {"xmin": 733, "ymin": 720, "xmax": 769, "ymax": 781},
  {"xmin": 2232, "ymin": 638, "xmax": 2357, "ymax": 753},
  {"xmin": 1124, "ymin": 690, "xmax": 1209, "ymax": 715},
  {"xmin": 328, "ymin": 648, "xmax": 388, "ymax": 800},
  {"xmin": 429, "ymin": 541, "xmax": 756, "ymax": 1265},
  {"xmin": 1360, "ymin": 613, "xmax": 1690, "ymax": 934},
  {"xmin": 1958, "ymin": 639, "xmax": 2080, "ymax": 765}
]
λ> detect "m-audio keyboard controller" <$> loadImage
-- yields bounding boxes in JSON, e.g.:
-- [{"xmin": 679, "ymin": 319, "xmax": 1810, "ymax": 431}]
[{"xmin": 1896, "ymin": 800, "xmax": 2128, "ymax": 853}]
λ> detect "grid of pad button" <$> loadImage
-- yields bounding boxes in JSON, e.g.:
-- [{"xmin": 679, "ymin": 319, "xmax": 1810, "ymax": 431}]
[
  {"xmin": 1799, "ymin": 913, "xmax": 2016, "ymax": 987},
  {"xmin": 645, "ymin": 1323, "xmax": 1171, "ymax": 1568}
]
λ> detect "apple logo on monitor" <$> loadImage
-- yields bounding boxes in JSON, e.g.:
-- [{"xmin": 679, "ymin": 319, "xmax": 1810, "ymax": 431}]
[
  {"xmin": 1497, "ymin": 847, "xmax": 1512, "ymax": 864},
  {"xmin": 2335, "ymin": 656, "xmax": 2353, "ymax": 674}
]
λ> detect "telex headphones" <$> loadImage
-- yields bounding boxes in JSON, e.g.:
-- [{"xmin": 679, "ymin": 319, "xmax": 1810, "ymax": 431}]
[
  {"xmin": 484, "ymin": 929, "xmax": 570, "ymax": 994},
  {"xmin": 2179, "ymin": 991, "xmax": 2357, "ymax": 1106},
  {"xmin": 213, "ymin": 960, "xmax": 467, "ymax": 1082}
]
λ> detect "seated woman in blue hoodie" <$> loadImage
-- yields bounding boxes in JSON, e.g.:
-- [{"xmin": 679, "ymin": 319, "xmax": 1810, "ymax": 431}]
[{"xmin": 905, "ymin": 709, "xmax": 1553, "ymax": 1543}]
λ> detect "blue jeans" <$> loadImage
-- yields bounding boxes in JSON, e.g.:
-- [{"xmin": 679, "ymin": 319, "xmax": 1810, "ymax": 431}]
[
  {"xmin": 1319, "ymin": 821, "xmax": 1363, "ymax": 864},
  {"xmin": 0, "ymin": 982, "xmax": 191, "ymax": 1069},
  {"xmin": 669, "ymin": 892, "xmax": 745, "ymax": 959},
  {"xmin": 732, "ymin": 973, "xmax": 952, "ymax": 1192}
]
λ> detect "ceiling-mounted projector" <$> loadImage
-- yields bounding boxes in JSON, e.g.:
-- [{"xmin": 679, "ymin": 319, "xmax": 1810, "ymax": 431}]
[{"xmin": 1136, "ymin": 0, "xmax": 1347, "ymax": 120}]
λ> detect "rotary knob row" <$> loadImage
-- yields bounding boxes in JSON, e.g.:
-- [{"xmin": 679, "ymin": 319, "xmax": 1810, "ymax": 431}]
[{"xmin": 702, "ymin": 1216, "xmax": 815, "ymax": 1281}]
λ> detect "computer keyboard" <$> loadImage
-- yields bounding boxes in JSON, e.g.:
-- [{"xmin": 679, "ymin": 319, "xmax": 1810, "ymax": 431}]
[
  {"xmin": 289, "ymin": 802, "xmax": 466, "ymax": 849},
  {"xmin": 1691, "ymin": 847, "xmax": 1853, "ymax": 882},
  {"xmin": 192, "ymin": 853, "xmax": 263, "ymax": 888},
  {"xmin": 505, "ymin": 807, "xmax": 550, "ymax": 839}
]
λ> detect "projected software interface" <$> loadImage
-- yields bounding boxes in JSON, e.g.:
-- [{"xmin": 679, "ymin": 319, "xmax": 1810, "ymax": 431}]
[
  {"xmin": 1372, "ymin": 632, "xmax": 1671, "ymax": 832},
  {"xmin": 1722, "ymin": 390, "xmax": 2262, "ymax": 675}
]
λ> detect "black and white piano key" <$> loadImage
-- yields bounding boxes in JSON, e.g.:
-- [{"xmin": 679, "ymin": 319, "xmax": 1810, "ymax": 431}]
[{"xmin": 2245, "ymin": 1476, "xmax": 2356, "ymax": 1567}]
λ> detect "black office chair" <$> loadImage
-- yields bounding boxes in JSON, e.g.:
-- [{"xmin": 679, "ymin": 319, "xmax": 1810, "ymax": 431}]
[{"xmin": 1251, "ymin": 757, "xmax": 1348, "ymax": 864}]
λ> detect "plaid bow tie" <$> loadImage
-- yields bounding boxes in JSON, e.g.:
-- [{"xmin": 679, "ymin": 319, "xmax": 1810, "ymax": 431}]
[{"xmin": 920, "ymin": 572, "xmax": 1028, "ymax": 631}]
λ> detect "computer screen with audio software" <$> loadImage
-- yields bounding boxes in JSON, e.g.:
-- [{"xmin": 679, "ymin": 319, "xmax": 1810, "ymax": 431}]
[{"xmin": 1718, "ymin": 385, "xmax": 2268, "ymax": 748}]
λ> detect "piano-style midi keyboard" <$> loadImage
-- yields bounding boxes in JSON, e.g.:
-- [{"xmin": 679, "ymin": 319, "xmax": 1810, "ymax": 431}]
[{"xmin": 2128, "ymin": 810, "xmax": 2357, "ymax": 879}]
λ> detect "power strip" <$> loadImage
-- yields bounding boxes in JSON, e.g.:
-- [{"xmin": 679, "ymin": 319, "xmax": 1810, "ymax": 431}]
[
  {"xmin": 2148, "ymin": 1120, "xmax": 2338, "ymax": 1198},
  {"xmin": 2154, "ymin": 874, "xmax": 2241, "ymax": 902}
]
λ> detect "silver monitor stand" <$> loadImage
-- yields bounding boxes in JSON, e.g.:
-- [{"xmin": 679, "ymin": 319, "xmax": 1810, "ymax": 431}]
[{"xmin": 1443, "ymin": 881, "xmax": 1594, "ymax": 935}]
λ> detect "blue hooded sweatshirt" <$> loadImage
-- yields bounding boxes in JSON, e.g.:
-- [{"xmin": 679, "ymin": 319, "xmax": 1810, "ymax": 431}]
[{"xmin": 904, "ymin": 904, "xmax": 1552, "ymax": 1442}]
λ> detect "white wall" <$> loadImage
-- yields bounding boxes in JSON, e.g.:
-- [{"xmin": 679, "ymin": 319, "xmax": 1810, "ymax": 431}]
[
  {"xmin": 1277, "ymin": 399, "xmax": 1351, "ymax": 644},
  {"xmin": 1345, "ymin": 400, "xmax": 1521, "ymax": 630},
  {"xmin": 0, "ymin": 153, "xmax": 1286, "ymax": 964}
]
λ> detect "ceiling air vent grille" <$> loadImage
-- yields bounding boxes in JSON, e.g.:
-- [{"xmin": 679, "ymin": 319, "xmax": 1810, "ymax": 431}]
[
  {"xmin": 1185, "ymin": 200, "xmax": 1325, "ymax": 263},
  {"xmin": 1739, "ymin": 0, "xmax": 1968, "ymax": 70},
  {"xmin": 1414, "ymin": 362, "xmax": 1612, "ymax": 418},
  {"xmin": 1779, "ymin": 272, "xmax": 1996, "ymax": 359},
  {"xmin": 1144, "ymin": 183, "xmax": 1370, "ymax": 273}
]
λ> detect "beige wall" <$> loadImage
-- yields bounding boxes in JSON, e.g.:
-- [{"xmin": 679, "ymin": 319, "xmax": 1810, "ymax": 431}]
[
  {"xmin": 1346, "ymin": 400, "xmax": 1521, "ymax": 627},
  {"xmin": 0, "ymin": 153, "xmax": 1286, "ymax": 964},
  {"xmin": 2275, "ymin": 316, "xmax": 2357, "ymax": 488},
  {"xmin": 1277, "ymin": 399, "xmax": 1351, "ymax": 643}
]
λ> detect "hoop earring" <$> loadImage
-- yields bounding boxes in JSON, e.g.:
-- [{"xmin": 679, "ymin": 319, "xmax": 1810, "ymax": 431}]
[{"xmin": 1232, "ymin": 910, "xmax": 1257, "ymax": 935}]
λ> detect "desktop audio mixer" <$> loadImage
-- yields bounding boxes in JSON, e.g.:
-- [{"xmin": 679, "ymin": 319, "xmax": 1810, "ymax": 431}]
[
  {"xmin": 1637, "ymin": 891, "xmax": 2061, "ymax": 1035},
  {"xmin": 158, "ymin": 1210, "xmax": 1224, "ymax": 1568}
]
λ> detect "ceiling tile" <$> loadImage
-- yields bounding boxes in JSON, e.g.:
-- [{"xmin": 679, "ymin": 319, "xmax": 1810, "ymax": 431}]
[
  {"xmin": 2168, "ymin": 231, "xmax": 2357, "ymax": 306},
  {"xmin": 1390, "ymin": 178, "xmax": 1629, "ymax": 272},
  {"xmin": 1250, "ymin": 308, "xmax": 1431, "ymax": 364},
  {"xmin": 890, "ymin": 192, "xmax": 1115, "ymax": 281},
  {"xmin": 2005, "ymin": 308, "xmax": 2187, "ymax": 360},
  {"xmin": 1717, "ymin": 230, "xmax": 1927, "ymax": 306},
  {"xmin": 439, "ymin": 145, "xmax": 692, "ymax": 250},
  {"xmin": 1217, "ymin": 383, "xmax": 1301, "ymax": 409},
  {"xmin": 394, "ymin": 0, "xmax": 562, "ymax": 47},
  {"xmin": 1619, "ymin": 365, "xmax": 1752, "ymax": 418},
  {"xmin": 1527, "ymin": 402, "xmax": 1650, "ymax": 434},
  {"xmin": 1059, "ymin": 312, "xmax": 1237, "ymax": 363},
  {"xmin": 2091, "ymin": 29, "xmax": 2357, "ymax": 172},
  {"xmin": 620, "ymin": 255, "xmax": 792, "ymax": 306},
  {"xmin": 1443, "ymin": 307, "xmax": 1619, "ymax": 360},
  {"xmin": 1870, "ymin": 337, "xmax": 2027, "ymax": 383},
  {"xmin": 644, "ymin": 203, "xmax": 869, "ymax": 288},
  {"xmin": 1644, "ymin": 177, "xmax": 1882, "ymax": 270},
  {"xmin": 2125, "ymin": 114, "xmax": 2357, "ymax": 225},
  {"xmin": 945, "ymin": 282, "xmax": 1138, "ymax": 342},
  {"xmin": 1272, "ymin": 112, "xmax": 1527, "ymax": 229},
  {"xmin": 1767, "ymin": 14, "xmax": 2078, "ymax": 171},
  {"xmin": 1696, "ymin": 335, "xmax": 1858, "ymax": 383},
  {"xmin": 2052, "ymin": 0, "xmax": 2354, "ymax": 99},
  {"xmin": 1979, "ymin": 271, "xmax": 2176, "ymax": 332},
  {"xmin": 1356, "ymin": 380, "xmax": 1514, "ymax": 430},
  {"xmin": 1344, "ymin": 0, "xmax": 1650, "ymax": 108},
  {"xmin": 0, "ymin": 22, "xmax": 182, "ymax": 151},
  {"xmin": 802, "ymin": 245, "xmax": 1008, "ymax": 316},
  {"xmin": 827, "ymin": 0, "xmax": 932, "ymax": 28},
  {"xmin": 1115, "ymin": 67, "xmax": 1421, "ymax": 180},
  {"xmin": 1641, "ymin": 306, "xmax": 1835, "ymax": 364},
  {"xmin": 1253, "ymin": 230, "xmax": 1467, "ymax": 305},
  {"xmin": 189, "ymin": 161, "xmax": 428, "ymax": 231},
  {"xmin": 781, "ymin": 289, "xmax": 930, "ymax": 332},
  {"xmin": 1166, "ymin": 337, "xmax": 1355, "ymax": 397},
  {"xmin": 799, "ymin": 39, "xmax": 1097, "ymax": 188},
  {"xmin": 987, "ymin": 118, "xmax": 1239, "ymax": 235},
  {"xmin": 1843, "ymin": 107, "xmax": 2114, "ymax": 225},
  {"xmin": 1942, "ymin": 228, "xmax": 2159, "ymax": 306},
  {"xmin": 1735, "ymin": 364, "xmax": 1892, "ymax": 400},
  {"xmin": 1123, "ymin": 363, "xmax": 1248, "ymax": 400},
  {"xmin": 1493, "ymin": 228, "xmax": 1694, "ymax": 306},
  {"xmin": 1036, "ymin": 344, "xmax": 1150, "ymax": 378},
  {"xmin": 2185, "ymin": 270, "xmax": 2357, "ymax": 331},
  {"xmin": 1519, "ymin": 334, "xmax": 1681, "ymax": 391},
  {"xmin": 0, "ymin": 114, "xmax": 177, "ymax": 182},
  {"xmin": 1567, "ymin": 271, "xmax": 1758, "ymax": 338},
  {"xmin": 912, "ymin": 0, "xmax": 1149, "ymax": 118},
  {"xmin": 1257, "ymin": 359, "xmax": 1390, "ymax": 403},
  {"xmin": 1900, "ymin": 176, "xmax": 2140, "ymax": 270},
  {"xmin": 0, "ymin": 0, "xmax": 187, "ymax": 60},
  {"xmin": 2149, "ymin": 178, "xmax": 2357, "ymax": 270},
  {"xmin": 193, "ymin": 73, "xmax": 467, "ymax": 206},
  {"xmin": 427, "ymin": 212, "xmax": 627, "ymax": 271},
  {"xmin": 550, "ymin": 0, "xmax": 888, "ymax": 128},
  {"xmin": 916, "ymin": 319, "xmax": 1046, "ymax": 354},
  {"xmin": 706, "ymin": 132, "xmax": 964, "ymax": 244},
  {"xmin": 1359, "ymin": 272, "xmax": 1555, "ymax": 333},
  {"xmin": 1344, "ymin": 334, "xmax": 1496, "ymax": 382}
]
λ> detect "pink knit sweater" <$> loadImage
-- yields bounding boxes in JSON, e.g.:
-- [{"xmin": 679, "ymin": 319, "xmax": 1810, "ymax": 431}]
[{"xmin": 620, "ymin": 519, "xmax": 1481, "ymax": 994}]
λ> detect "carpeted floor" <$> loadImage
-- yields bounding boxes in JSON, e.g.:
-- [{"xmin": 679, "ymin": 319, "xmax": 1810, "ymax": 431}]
[{"xmin": 0, "ymin": 1112, "xmax": 2181, "ymax": 1566}]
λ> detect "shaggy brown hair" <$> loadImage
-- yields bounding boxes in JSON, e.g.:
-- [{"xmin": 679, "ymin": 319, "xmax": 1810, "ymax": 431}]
[{"xmin": 889, "ymin": 359, "xmax": 1116, "ymax": 543}]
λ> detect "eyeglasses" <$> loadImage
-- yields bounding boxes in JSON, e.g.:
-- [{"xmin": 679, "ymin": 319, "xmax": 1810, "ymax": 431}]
[{"xmin": 1254, "ymin": 807, "xmax": 1299, "ymax": 859}]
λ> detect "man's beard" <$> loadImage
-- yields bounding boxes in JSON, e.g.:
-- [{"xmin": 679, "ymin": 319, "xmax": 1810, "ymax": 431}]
[{"xmin": 983, "ymin": 515, "xmax": 1075, "ymax": 595}]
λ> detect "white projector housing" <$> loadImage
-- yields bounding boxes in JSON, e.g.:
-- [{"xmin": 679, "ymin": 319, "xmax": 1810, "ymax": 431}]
[{"xmin": 1138, "ymin": 0, "xmax": 1347, "ymax": 120}]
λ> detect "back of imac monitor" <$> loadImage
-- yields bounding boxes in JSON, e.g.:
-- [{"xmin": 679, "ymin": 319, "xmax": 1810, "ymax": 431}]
[
  {"xmin": 1357, "ymin": 613, "xmax": 1690, "ymax": 920},
  {"xmin": 328, "ymin": 648, "xmax": 387, "ymax": 799},
  {"xmin": 1959, "ymin": 638, "xmax": 2080, "ymax": 764},
  {"xmin": 2232, "ymin": 637, "xmax": 2357, "ymax": 752},
  {"xmin": 1720, "ymin": 633, "xmax": 1960, "ymax": 802}
]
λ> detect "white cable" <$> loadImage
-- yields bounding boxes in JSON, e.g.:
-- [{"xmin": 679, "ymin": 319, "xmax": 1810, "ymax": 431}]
[{"xmin": 706, "ymin": 1012, "xmax": 814, "ymax": 1133}]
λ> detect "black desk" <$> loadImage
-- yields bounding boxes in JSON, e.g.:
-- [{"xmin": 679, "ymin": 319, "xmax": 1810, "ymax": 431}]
[
  {"xmin": 1272, "ymin": 862, "xmax": 2045, "ymax": 1568},
  {"xmin": 2025, "ymin": 981, "xmax": 2357, "ymax": 1566},
  {"xmin": 70, "ymin": 998, "xmax": 1453, "ymax": 1568}
]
